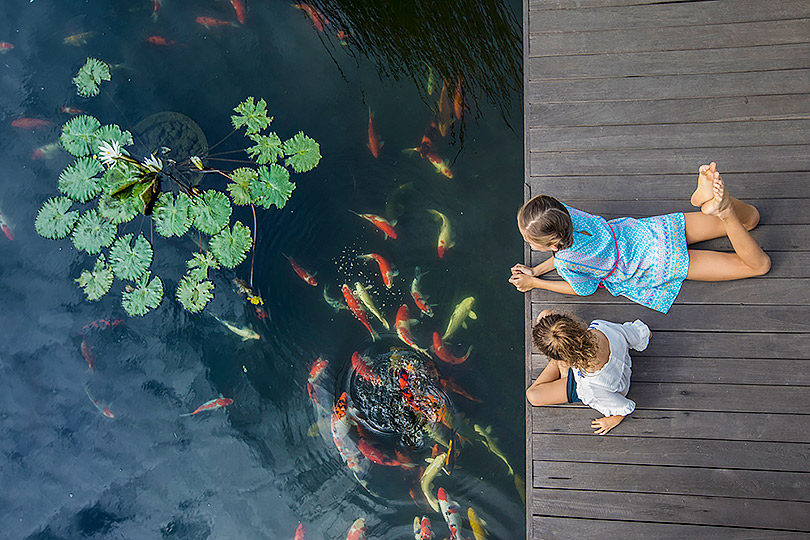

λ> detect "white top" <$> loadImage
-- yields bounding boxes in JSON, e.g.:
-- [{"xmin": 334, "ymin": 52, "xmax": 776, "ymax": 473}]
[{"xmin": 571, "ymin": 319, "xmax": 650, "ymax": 417}]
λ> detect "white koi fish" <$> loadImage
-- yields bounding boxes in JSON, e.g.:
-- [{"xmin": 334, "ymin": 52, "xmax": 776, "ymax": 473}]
[
  {"xmin": 354, "ymin": 282, "xmax": 390, "ymax": 330},
  {"xmin": 442, "ymin": 297, "xmax": 476, "ymax": 340},
  {"xmin": 427, "ymin": 209, "xmax": 455, "ymax": 258},
  {"xmin": 212, "ymin": 315, "xmax": 260, "ymax": 340}
]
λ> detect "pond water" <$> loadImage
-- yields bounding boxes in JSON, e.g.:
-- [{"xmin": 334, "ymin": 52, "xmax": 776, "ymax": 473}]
[{"xmin": 0, "ymin": 1, "xmax": 524, "ymax": 538}]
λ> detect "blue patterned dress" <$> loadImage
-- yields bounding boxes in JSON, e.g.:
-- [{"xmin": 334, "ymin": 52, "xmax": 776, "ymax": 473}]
[{"xmin": 553, "ymin": 205, "xmax": 690, "ymax": 313}]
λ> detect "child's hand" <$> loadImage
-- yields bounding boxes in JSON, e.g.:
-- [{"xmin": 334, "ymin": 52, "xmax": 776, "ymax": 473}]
[
  {"xmin": 591, "ymin": 415, "xmax": 624, "ymax": 435},
  {"xmin": 509, "ymin": 273, "xmax": 537, "ymax": 292},
  {"xmin": 511, "ymin": 263, "xmax": 535, "ymax": 276}
]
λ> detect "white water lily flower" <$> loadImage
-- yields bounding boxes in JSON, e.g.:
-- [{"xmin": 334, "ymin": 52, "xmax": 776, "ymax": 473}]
[
  {"xmin": 143, "ymin": 153, "xmax": 163, "ymax": 172},
  {"xmin": 97, "ymin": 140, "xmax": 122, "ymax": 167}
]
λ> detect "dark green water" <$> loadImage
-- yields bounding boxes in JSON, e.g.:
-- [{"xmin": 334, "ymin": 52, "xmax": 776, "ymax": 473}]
[{"xmin": 0, "ymin": 0, "xmax": 524, "ymax": 538}]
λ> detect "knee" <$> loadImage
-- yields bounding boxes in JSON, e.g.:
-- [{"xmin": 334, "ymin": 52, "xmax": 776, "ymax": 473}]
[
  {"xmin": 742, "ymin": 206, "xmax": 760, "ymax": 231},
  {"xmin": 526, "ymin": 387, "xmax": 546, "ymax": 407},
  {"xmin": 753, "ymin": 254, "xmax": 771, "ymax": 276}
]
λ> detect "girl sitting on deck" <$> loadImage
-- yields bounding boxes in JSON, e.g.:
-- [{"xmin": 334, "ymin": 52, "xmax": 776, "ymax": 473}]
[
  {"xmin": 509, "ymin": 163, "xmax": 771, "ymax": 313},
  {"xmin": 527, "ymin": 310, "xmax": 650, "ymax": 435}
]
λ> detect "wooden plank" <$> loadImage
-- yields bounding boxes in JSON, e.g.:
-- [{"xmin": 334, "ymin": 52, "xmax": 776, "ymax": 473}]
[
  {"xmin": 643, "ymin": 331, "xmax": 810, "ymax": 360},
  {"xmin": 529, "ymin": 19, "xmax": 810, "ymax": 56},
  {"xmin": 529, "ymin": 95, "xmax": 810, "ymax": 127},
  {"xmin": 529, "ymin": 146, "xmax": 810, "ymax": 176},
  {"xmin": 530, "ymin": 0, "xmax": 698, "ymax": 9},
  {"xmin": 531, "ymin": 489, "xmax": 810, "ymax": 531},
  {"xmin": 530, "ymin": 355, "xmax": 810, "ymax": 386},
  {"xmin": 528, "ymin": 0, "xmax": 810, "ymax": 31},
  {"xmin": 532, "ymin": 516, "xmax": 810, "ymax": 540},
  {"xmin": 532, "ymin": 408, "xmax": 810, "ymax": 443},
  {"xmin": 529, "ymin": 120, "xmax": 810, "ymax": 151},
  {"xmin": 531, "ymin": 434, "xmax": 810, "ymax": 472},
  {"xmin": 529, "ymin": 44, "xmax": 810, "ymax": 79},
  {"xmin": 530, "ymin": 303, "xmax": 810, "ymax": 333},
  {"xmin": 532, "ymin": 461, "xmax": 810, "ymax": 501},
  {"xmin": 528, "ymin": 279, "xmax": 810, "ymax": 306},
  {"xmin": 627, "ymin": 382, "xmax": 810, "ymax": 414},
  {"xmin": 529, "ymin": 70, "xmax": 810, "ymax": 103}
]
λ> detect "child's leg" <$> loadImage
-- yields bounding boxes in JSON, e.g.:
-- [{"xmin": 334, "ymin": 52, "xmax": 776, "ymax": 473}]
[
  {"xmin": 526, "ymin": 361, "xmax": 569, "ymax": 406},
  {"xmin": 688, "ymin": 163, "xmax": 760, "ymax": 242},
  {"xmin": 685, "ymin": 174, "xmax": 771, "ymax": 281}
]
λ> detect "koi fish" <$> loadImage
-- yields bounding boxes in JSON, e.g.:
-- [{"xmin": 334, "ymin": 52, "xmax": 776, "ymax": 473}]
[
  {"xmin": 146, "ymin": 35, "xmax": 178, "ymax": 46},
  {"xmin": 414, "ymin": 516, "xmax": 435, "ymax": 540},
  {"xmin": 82, "ymin": 318, "xmax": 124, "ymax": 331},
  {"xmin": 323, "ymin": 284, "xmax": 348, "ymax": 312},
  {"xmin": 285, "ymin": 254, "xmax": 318, "ymax": 286},
  {"xmin": 436, "ymin": 82, "xmax": 453, "ymax": 137},
  {"xmin": 420, "ymin": 453, "xmax": 446, "ymax": 512},
  {"xmin": 230, "ymin": 0, "xmax": 246, "ymax": 24},
  {"xmin": 395, "ymin": 304, "xmax": 429, "ymax": 356},
  {"xmin": 151, "ymin": 0, "xmax": 163, "ymax": 21},
  {"xmin": 399, "ymin": 366, "xmax": 415, "ymax": 405},
  {"xmin": 367, "ymin": 108, "xmax": 383, "ymax": 158},
  {"xmin": 425, "ymin": 64, "xmax": 436, "ymax": 95},
  {"xmin": 196, "ymin": 16, "xmax": 239, "ymax": 28},
  {"xmin": 350, "ymin": 211, "xmax": 397, "ymax": 239},
  {"xmin": 11, "ymin": 118, "xmax": 55, "ymax": 129},
  {"xmin": 181, "ymin": 396, "xmax": 233, "ymax": 416},
  {"xmin": 346, "ymin": 518, "xmax": 366, "ymax": 540},
  {"xmin": 437, "ymin": 488, "xmax": 468, "ymax": 540},
  {"xmin": 467, "ymin": 508, "xmax": 488, "ymax": 540},
  {"xmin": 307, "ymin": 357, "xmax": 329, "ymax": 406},
  {"xmin": 294, "ymin": 4, "xmax": 327, "ymax": 32},
  {"xmin": 357, "ymin": 253, "xmax": 397, "ymax": 289},
  {"xmin": 453, "ymin": 78, "xmax": 465, "ymax": 121},
  {"xmin": 442, "ymin": 297, "xmax": 476, "ymax": 340},
  {"xmin": 474, "ymin": 424, "xmax": 514, "ymax": 476},
  {"xmin": 442, "ymin": 376, "xmax": 481, "ymax": 403},
  {"xmin": 357, "ymin": 439, "xmax": 407, "ymax": 467},
  {"xmin": 31, "ymin": 142, "xmax": 62, "ymax": 160},
  {"xmin": 411, "ymin": 267, "xmax": 434, "ymax": 317},
  {"xmin": 63, "ymin": 31, "xmax": 97, "ymax": 46},
  {"xmin": 0, "ymin": 42, "xmax": 14, "ymax": 53},
  {"xmin": 254, "ymin": 306, "xmax": 269, "ymax": 319},
  {"xmin": 427, "ymin": 209, "xmax": 455, "ymax": 258},
  {"xmin": 294, "ymin": 523, "xmax": 306, "ymax": 540},
  {"xmin": 432, "ymin": 333, "xmax": 471, "ymax": 365},
  {"xmin": 0, "ymin": 210, "xmax": 13, "ymax": 241},
  {"xmin": 426, "ymin": 152, "xmax": 453, "ymax": 178},
  {"xmin": 443, "ymin": 434, "xmax": 458, "ymax": 473},
  {"xmin": 351, "ymin": 352, "xmax": 381, "ymax": 385},
  {"xmin": 212, "ymin": 315, "xmax": 260, "ymax": 340},
  {"xmin": 353, "ymin": 282, "xmax": 389, "ymax": 330},
  {"xmin": 80, "ymin": 339, "xmax": 95, "ymax": 371},
  {"xmin": 60, "ymin": 106, "xmax": 86, "ymax": 115},
  {"xmin": 84, "ymin": 385, "xmax": 114, "ymax": 418},
  {"xmin": 331, "ymin": 393, "xmax": 373, "ymax": 491},
  {"xmin": 342, "ymin": 284, "xmax": 378, "ymax": 341}
]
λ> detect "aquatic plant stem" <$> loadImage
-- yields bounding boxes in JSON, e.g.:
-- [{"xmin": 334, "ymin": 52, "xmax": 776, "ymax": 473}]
[
  {"xmin": 249, "ymin": 204, "xmax": 257, "ymax": 287},
  {"xmin": 206, "ymin": 128, "xmax": 239, "ymax": 154}
]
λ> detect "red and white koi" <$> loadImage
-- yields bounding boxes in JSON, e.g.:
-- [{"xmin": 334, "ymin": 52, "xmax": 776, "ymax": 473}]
[
  {"xmin": 432, "ymin": 332, "xmax": 471, "ymax": 365},
  {"xmin": 60, "ymin": 106, "xmax": 86, "ymax": 115},
  {"xmin": 84, "ymin": 385, "xmax": 114, "ymax": 419},
  {"xmin": 410, "ymin": 267, "xmax": 433, "ymax": 317},
  {"xmin": 427, "ymin": 209, "xmax": 455, "ymax": 258},
  {"xmin": 395, "ymin": 304, "xmax": 429, "ymax": 356},
  {"xmin": 331, "ymin": 393, "xmax": 372, "ymax": 490},
  {"xmin": 31, "ymin": 142, "xmax": 62, "ymax": 160},
  {"xmin": 437, "ymin": 488, "xmax": 468, "ymax": 540},
  {"xmin": 230, "ymin": 0, "xmax": 246, "ymax": 24},
  {"xmin": 346, "ymin": 518, "xmax": 366, "ymax": 540},
  {"xmin": 181, "ymin": 396, "xmax": 233, "ymax": 416},
  {"xmin": 285, "ymin": 254, "xmax": 318, "ymax": 286},
  {"xmin": 413, "ymin": 516, "xmax": 435, "ymax": 540},
  {"xmin": 426, "ymin": 152, "xmax": 453, "ymax": 179},
  {"xmin": 350, "ymin": 211, "xmax": 397, "ymax": 239},
  {"xmin": 307, "ymin": 357, "xmax": 329, "ymax": 407},
  {"xmin": 342, "ymin": 284, "xmax": 379, "ymax": 341},
  {"xmin": 357, "ymin": 439, "xmax": 409, "ymax": 468},
  {"xmin": 351, "ymin": 351, "xmax": 381, "ymax": 385},
  {"xmin": 151, "ymin": 0, "xmax": 164, "ymax": 21},
  {"xmin": 11, "ymin": 118, "xmax": 55, "ymax": 129},
  {"xmin": 367, "ymin": 108, "xmax": 383, "ymax": 158},
  {"xmin": 0, "ymin": 209, "xmax": 13, "ymax": 241},
  {"xmin": 0, "ymin": 42, "xmax": 14, "ymax": 53},
  {"xmin": 357, "ymin": 253, "xmax": 397, "ymax": 289},
  {"xmin": 294, "ymin": 523, "xmax": 306, "ymax": 540},
  {"xmin": 294, "ymin": 4, "xmax": 328, "ymax": 32},
  {"xmin": 82, "ymin": 318, "xmax": 124, "ymax": 332},
  {"xmin": 80, "ymin": 339, "xmax": 95, "ymax": 371}
]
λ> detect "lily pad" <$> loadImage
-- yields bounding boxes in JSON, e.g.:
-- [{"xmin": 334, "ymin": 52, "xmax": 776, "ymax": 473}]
[
  {"xmin": 176, "ymin": 275, "xmax": 214, "ymax": 313},
  {"xmin": 122, "ymin": 273, "xmax": 163, "ymax": 316},
  {"xmin": 186, "ymin": 251, "xmax": 220, "ymax": 282},
  {"xmin": 210, "ymin": 221, "xmax": 252, "ymax": 268},
  {"xmin": 71, "ymin": 209, "xmax": 117, "ymax": 254},
  {"xmin": 153, "ymin": 192, "xmax": 192, "ymax": 237},
  {"xmin": 247, "ymin": 132, "xmax": 284, "ymax": 165},
  {"xmin": 109, "ymin": 233, "xmax": 153, "ymax": 281},
  {"xmin": 227, "ymin": 168, "xmax": 256, "ymax": 206},
  {"xmin": 231, "ymin": 97, "xmax": 273, "ymax": 134},
  {"xmin": 97, "ymin": 192, "xmax": 138, "ymax": 224},
  {"xmin": 250, "ymin": 164, "xmax": 295, "ymax": 210},
  {"xmin": 35, "ymin": 197, "xmax": 79, "ymax": 240},
  {"xmin": 76, "ymin": 255, "xmax": 114, "ymax": 301},
  {"xmin": 190, "ymin": 190, "xmax": 232, "ymax": 235},
  {"xmin": 94, "ymin": 124, "xmax": 134, "ymax": 150},
  {"xmin": 60, "ymin": 115, "xmax": 102, "ymax": 157},
  {"xmin": 283, "ymin": 131, "xmax": 321, "ymax": 173},
  {"xmin": 73, "ymin": 58, "xmax": 111, "ymax": 98},
  {"xmin": 58, "ymin": 157, "xmax": 104, "ymax": 202}
]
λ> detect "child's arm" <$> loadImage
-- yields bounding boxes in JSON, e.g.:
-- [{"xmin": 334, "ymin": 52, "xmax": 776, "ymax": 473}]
[
  {"xmin": 511, "ymin": 255, "xmax": 555, "ymax": 278},
  {"xmin": 591, "ymin": 415, "xmax": 627, "ymax": 435},
  {"xmin": 583, "ymin": 388, "xmax": 635, "ymax": 435},
  {"xmin": 509, "ymin": 274, "xmax": 579, "ymax": 295}
]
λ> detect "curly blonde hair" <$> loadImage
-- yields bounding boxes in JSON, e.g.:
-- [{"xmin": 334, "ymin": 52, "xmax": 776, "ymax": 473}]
[{"xmin": 532, "ymin": 312, "xmax": 598, "ymax": 371}]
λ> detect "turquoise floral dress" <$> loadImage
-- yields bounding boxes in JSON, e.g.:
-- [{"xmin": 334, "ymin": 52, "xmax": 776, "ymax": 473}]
[{"xmin": 553, "ymin": 205, "xmax": 690, "ymax": 313}]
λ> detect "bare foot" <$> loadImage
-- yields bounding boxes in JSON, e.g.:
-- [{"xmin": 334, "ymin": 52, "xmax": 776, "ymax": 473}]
[
  {"xmin": 700, "ymin": 171, "xmax": 733, "ymax": 218},
  {"xmin": 691, "ymin": 162, "xmax": 717, "ymax": 207}
]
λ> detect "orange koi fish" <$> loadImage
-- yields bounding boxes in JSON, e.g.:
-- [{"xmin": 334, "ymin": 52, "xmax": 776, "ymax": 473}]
[
  {"xmin": 60, "ymin": 106, "xmax": 86, "ymax": 115},
  {"xmin": 196, "ymin": 16, "xmax": 239, "ymax": 28},
  {"xmin": 357, "ymin": 439, "xmax": 406, "ymax": 467},
  {"xmin": 307, "ymin": 357, "xmax": 329, "ymax": 406},
  {"xmin": 341, "ymin": 284, "xmax": 379, "ymax": 341},
  {"xmin": 395, "ymin": 305, "xmax": 429, "ymax": 356},
  {"xmin": 285, "ymin": 254, "xmax": 318, "ymax": 286},
  {"xmin": 230, "ymin": 0, "xmax": 246, "ymax": 24},
  {"xmin": 294, "ymin": 4, "xmax": 327, "ymax": 32},
  {"xmin": 0, "ymin": 210, "xmax": 13, "ymax": 241},
  {"xmin": 254, "ymin": 306, "xmax": 269, "ymax": 319},
  {"xmin": 410, "ymin": 267, "xmax": 433, "ymax": 317},
  {"xmin": 80, "ymin": 339, "xmax": 95, "ymax": 371},
  {"xmin": 351, "ymin": 352, "xmax": 381, "ymax": 385},
  {"xmin": 350, "ymin": 211, "xmax": 397, "ymax": 239},
  {"xmin": 84, "ymin": 385, "xmax": 114, "ymax": 418},
  {"xmin": 294, "ymin": 523, "xmax": 306, "ymax": 540},
  {"xmin": 367, "ymin": 108, "xmax": 383, "ymax": 158},
  {"xmin": 426, "ymin": 152, "xmax": 453, "ymax": 179},
  {"xmin": 453, "ymin": 78, "xmax": 464, "ymax": 121},
  {"xmin": 0, "ymin": 42, "xmax": 14, "ymax": 53},
  {"xmin": 432, "ymin": 332, "xmax": 471, "ymax": 365},
  {"xmin": 11, "ymin": 118, "xmax": 55, "ymax": 129},
  {"xmin": 181, "ymin": 396, "xmax": 233, "ymax": 416},
  {"xmin": 357, "ymin": 253, "xmax": 397, "ymax": 289},
  {"xmin": 346, "ymin": 519, "xmax": 366, "ymax": 540},
  {"xmin": 441, "ymin": 376, "xmax": 481, "ymax": 403},
  {"xmin": 82, "ymin": 318, "xmax": 124, "ymax": 332},
  {"xmin": 146, "ymin": 35, "xmax": 178, "ymax": 46}
]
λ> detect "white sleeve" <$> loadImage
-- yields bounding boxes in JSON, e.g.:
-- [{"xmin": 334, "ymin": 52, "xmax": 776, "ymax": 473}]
[
  {"xmin": 586, "ymin": 387, "xmax": 636, "ymax": 417},
  {"xmin": 618, "ymin": 320, "xmax": 651, "ymax": 351}
]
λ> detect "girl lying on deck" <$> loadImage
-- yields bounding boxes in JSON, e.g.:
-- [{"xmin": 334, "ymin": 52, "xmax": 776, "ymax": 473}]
[
  {"xmin": 527, "ymin": 310, "xmax": 650, "ymax": 435},
  {"xmin": 509, "ymin": 163, "xmax": 771, "ymax": 313}
]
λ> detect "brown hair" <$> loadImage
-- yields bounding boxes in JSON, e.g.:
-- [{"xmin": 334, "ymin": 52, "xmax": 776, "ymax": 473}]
[
  {"xmin": 532, "ymin": 312, "xmax": 598, "ymax": 371},
  {"xmin": 517, "ymin": 195, "xmax": 573, "ymax": 251}
]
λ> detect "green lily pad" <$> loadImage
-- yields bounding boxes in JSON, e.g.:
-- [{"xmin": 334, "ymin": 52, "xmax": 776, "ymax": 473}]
[
  {"xmin": 58, "ymin": 157, "xmax": 104, "ymax": 202},
  {"xmin": 186, "ymin": 251, "xmax": 220, "ymax": 282},
  {"xmin": 283, "ymin": 131, "xmax": 321, "ymax": 173},
  {"xmin": 231, "ymin": 97, "xmax": 273, "ymax": 134},
  {"xmin": 109, "ymin": 233, "xmax": 153, "ymax": 281},
  {"xmin": 122, "ymin": 273, "xmax": 163, "ymax": 316},
  {"xmin": 176, "ymin": 275, "xmax": 214, "ymax": 313},
  {"xmin": 60, "ymin": 115, "xmax": 102, "ymax": 157},
  {"xmin": 227, "ymin": 167, "xmax": 257, "ymax": 206},
  {"xmin": 250, "ymin": 164, "xmax": 295, "ymax": 210},
  {"xmin": 71, "ymin": 209, "xmax": 117, "ymax": 254},
  {"xmin": 97, "ymin": 192, "xmax": 138, "ymax": 224},
  {"xmin": 76, "ymin": 255, "xmax": 114, "ymax": 301},
  {"xmin": 35, "ymin": 197, "xmax": 79, "ymax": 240},
  {"xmin": 72, "ymin": 57, "xmax": 111, "ymax": 98},
  {"xmin": 210, "ymin": 221, "xmax": 252, "ymax": 268},
  {"xmin": 153, "ymin": 192, "xmax": 192, "ymax": 237},
  {"xmin": 247, "ymin": 132, "xmax": 284, "ymax": 165},
  {"xmin": 94, "ymin": 124, "xmax": 133, "ymax": 150},
  {"xmin": 190, "ymin": 190, "xmax": 232, "ymax": 235}
]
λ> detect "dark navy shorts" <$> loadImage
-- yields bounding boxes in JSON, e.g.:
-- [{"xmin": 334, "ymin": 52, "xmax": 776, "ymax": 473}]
[{"xmin": 566, "ymin": 375, "xmax": 582, "ymax": 403}]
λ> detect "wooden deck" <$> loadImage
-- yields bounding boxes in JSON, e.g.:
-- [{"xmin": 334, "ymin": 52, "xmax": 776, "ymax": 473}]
[{"xmin": 523, "ymin": 1, "xmax": 810, "ymax": 538}]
